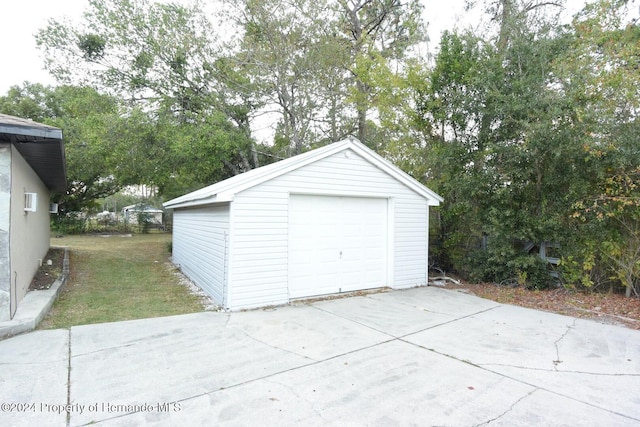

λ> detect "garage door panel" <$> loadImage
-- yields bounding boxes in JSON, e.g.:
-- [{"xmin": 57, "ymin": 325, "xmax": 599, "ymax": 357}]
[{"xmin": 288, "ymin": 195, "xmax": 387, "ymax": 298}]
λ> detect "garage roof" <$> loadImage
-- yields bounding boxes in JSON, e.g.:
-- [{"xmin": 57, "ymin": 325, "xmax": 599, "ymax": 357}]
[
  {"xmin": 164, "ymin": 137, "xmax": 443, "ymax": 209},
  {"xmin": 0, "ymin": 113, "xmax": 67, "ymax": 193}
]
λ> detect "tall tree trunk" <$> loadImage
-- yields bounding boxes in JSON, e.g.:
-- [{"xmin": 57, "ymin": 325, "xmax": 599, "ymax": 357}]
[
  {"xmin": 340, "ymin": 0, "xmax": 367, "ymax": 144},
  {"xmin": 250, "ymin": 142, "xmax": 259, "ymax": 168},
  {"xmin": 498, "ymin": 0, "xmax": 514, "ymax": 51},
  {"xmin": 357, "ymin": 101, "xmax": 367, "ymax": 144}
]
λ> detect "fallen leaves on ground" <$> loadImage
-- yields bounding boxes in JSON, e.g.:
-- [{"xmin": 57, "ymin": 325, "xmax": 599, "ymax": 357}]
[{"xmin": 444, "ymin": 282, "xmax": 640, "ymax": 330}]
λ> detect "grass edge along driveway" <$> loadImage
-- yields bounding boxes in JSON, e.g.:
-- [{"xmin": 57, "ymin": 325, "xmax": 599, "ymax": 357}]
[{"xmin": 39, "ymin": 234, "xmax": 205, "ymax": 330}]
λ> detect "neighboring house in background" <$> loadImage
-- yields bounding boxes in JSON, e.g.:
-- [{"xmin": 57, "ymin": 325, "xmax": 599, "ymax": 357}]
[
  {"xmin": 122, "ymin": 204, "xmax": 163, "ymax": 225},
  {"xmin": 0, "ymin": 114, "xmax": 66, "ymax": 321},
  {"xmin": 164, "ymin": 137, "xmax": 443, "ymax": 311}
]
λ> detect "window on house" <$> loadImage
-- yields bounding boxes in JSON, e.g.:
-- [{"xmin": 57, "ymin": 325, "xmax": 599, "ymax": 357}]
[{"xmin": 24, "ymin": 192, "xmax": 37, "ymax": 212}]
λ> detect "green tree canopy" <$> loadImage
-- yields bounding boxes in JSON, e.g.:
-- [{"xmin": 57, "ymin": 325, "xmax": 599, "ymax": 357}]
[
  {"xmin": 0, "ymin": 83, "xmax": 124, "ymax": 213},
  {"xmin": 410, "ymin": 0, "xmax": 640, "ymax": 294},
  {"xmin": 36, "ymin": 0, "xmax": 261, "ymax": 180}
]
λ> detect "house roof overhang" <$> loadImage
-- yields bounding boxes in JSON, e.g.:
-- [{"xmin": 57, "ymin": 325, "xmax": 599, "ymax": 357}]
[{"xmin": 0, "ymin": 113, "xmax": 67, "ymax": 193}]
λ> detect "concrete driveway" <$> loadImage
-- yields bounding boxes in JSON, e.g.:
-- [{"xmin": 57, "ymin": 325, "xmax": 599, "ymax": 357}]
[{"xmin": 1, "ymin": 286, "xmax": 639, "ymax": 426}]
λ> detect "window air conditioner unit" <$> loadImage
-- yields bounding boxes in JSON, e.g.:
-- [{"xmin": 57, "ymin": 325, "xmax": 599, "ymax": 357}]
[
  {"xmin": 24, "ymin": 192, "xmax": 37, "ymax": 212},
  {"xmin": 49, "ymin": 203, "xmax": 59, "ymax": 214}
]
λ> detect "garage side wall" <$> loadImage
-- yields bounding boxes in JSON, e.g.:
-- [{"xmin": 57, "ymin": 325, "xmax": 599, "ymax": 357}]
[
  {"xmin": 229, "ymin": 150, "xmax": 429, "ymax": 309},
  {"xmin": 172, "ymin": 204, "xmax": 229, "ymax": 306}
]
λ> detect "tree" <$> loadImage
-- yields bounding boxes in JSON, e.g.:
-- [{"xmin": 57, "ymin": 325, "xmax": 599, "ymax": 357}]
[
  {"xmin": 36, "ymin": 0, "xmax": 259, "ymax": 179},
  {"xmin": 556, "ymin": 0, "xmax": 640, "ymax": 296},
  {"xmin": 37, "ymin": 0, "xmax": 218, "ymax": 111},
  {"xmin": 227, "ymin": 0, "xmax": 341, "ymax": 155},
  {"xmin": 0, "ymin": 83, "xmax": 124, "ymax": 213},
  {"xmin": 408, "ymin": 31, "xmax": 493, "ymax": 272},
  {"xmin": 411, "ymin": 4, "xmax": 590, "ymax": 287},
  {"xmin": 467, "ymin": 0, "xmax": 566, "ymax": 51},
  {"xmin": 0, "ymin": 83, "xmax": 55, "ymax": 122},
  {"xmin": 335, "ymin": 0, "xmax": 426, "ymax": 148},
  {"xmin": 412, "ymin": 0, "xmax": 640, "ymax": 293},
  {"xmin": 225, "ymin": 0, "xmax": 427, "ymax": 153}
]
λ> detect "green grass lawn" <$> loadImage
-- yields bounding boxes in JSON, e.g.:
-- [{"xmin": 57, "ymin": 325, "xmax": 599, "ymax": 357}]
[{"xmin": 38, "ymin": 233, "xmax": 205, "ymax": 329}]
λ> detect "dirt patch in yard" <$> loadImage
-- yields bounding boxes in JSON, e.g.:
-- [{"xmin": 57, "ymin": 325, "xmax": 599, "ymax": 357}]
[
  {"xmin": 28, "ymin": 247, "xmax": 65, "ymax": 290},
  {"xmin": 440, "ymin": 281, "xmax": 640, "ymax": 330}
]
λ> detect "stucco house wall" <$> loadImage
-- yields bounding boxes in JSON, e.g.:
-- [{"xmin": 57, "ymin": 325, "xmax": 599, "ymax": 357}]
[
  {"xmin": 9, "ymin": 145, "xmax": 51, "ymax": 310},
  {"xmin": 0, "ymin": 114, "xmax": 66, "ymax": 321},
  {"xmin": 0, "ymin": 145, "xmax": 11, "ymax": 321}
]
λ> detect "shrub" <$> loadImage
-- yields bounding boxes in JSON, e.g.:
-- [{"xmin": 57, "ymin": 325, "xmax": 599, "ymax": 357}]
[
  {"xmin": 51, "ymin": 213, "xmax": 86, "ymax": 235},
  {"xmin": 137, "ymin": 210, "xmax": 152, "ymax": 234},
  {"xmin": 466, "ymin": 245, "xmax": 553, "ymax": 290}
]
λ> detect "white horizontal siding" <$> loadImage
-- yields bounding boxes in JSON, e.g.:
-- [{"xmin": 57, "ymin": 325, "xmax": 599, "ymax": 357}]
[
  {"xmin": 227, "ymin": 192, "xmax": 290, "ymax": 308},
  {"xmin": 228, "ymin": 150, "xmax": 429, "ymax": 309},
  {"xmin": 394, "ymin": 200, "xmax": 429, "ymax": 286},
  {"xmin": 172, "ymin": 204, "xmax": 229, "ymax": 305}
]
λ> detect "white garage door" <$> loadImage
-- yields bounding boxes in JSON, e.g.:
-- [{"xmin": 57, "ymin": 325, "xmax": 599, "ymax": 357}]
[{"xmin": 288, "ymin": 194, "xmax": 388, "ymax": 298}]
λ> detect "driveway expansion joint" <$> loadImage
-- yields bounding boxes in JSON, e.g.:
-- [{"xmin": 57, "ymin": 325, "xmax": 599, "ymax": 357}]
[
  {"xmin": 366, "ymin": 291, "xmax": 502, "ymax": 318},
  {"xmin": 70, "ymin": 341, "xmax": 139, "ymax": 358},
  {"xmin": 476, "ymin": 363, "xmax": 640, "ymax": 424},
  {"xmin": 394, "ymin": 306, "xmax": 502, "ymax": 343},
  {"xmin": 478, "ymin": 363, "xmax": 640, "ymax": 377},
  {"xmin": 403, "ymin": 337, "xmax": 640, "ymax": 425},
  {"xmin": 229, "ymin": 325, "xmax": 318, "ymax": 362},
  {"xmin": 310, "ymin": 304, "xmax": 400, "ymax": 339},
  {"xmin": 127, "ymin": 338, "xmax": 398, "ymax": 421},
  {"xmin": 66, "ymin": 329, "xmax": 71, "ymax": 427}
]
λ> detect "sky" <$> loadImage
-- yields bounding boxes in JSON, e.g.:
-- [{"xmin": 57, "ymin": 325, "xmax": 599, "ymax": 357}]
[{"xmin": 0, "ymin": 0, "xmax": 591, "ymax": 95}]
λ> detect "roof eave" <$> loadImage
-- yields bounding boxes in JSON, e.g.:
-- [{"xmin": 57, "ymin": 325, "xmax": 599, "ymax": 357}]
[
  {"xmin": 163, "ymin": 194, "xmax": 222, "ymax": 209},
  {"xmin": 0, "ymin": 124, "xmax": 63, "ymax": 141},
  {"xmin": 164, "ymin": 137, "xmax": 444, "ymax": 209},
  {"xmin": 0, "ymin": 114, "xmax": 67, "ymax": 193},
  {"xmin": 12, "ymin": 138, "xmax": 67, "ymax": 194}
]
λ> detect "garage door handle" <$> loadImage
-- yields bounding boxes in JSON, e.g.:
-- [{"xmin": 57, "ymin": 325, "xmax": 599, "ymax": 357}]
[{"xmin": 339, "ymin": 250, "xmax": 342, "ymax": 259}]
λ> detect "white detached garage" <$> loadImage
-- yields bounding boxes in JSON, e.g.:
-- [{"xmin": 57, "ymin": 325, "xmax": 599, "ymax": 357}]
[{"xmin": 164, "ymin": 137, "xmax": 443, "ymax": 310}]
